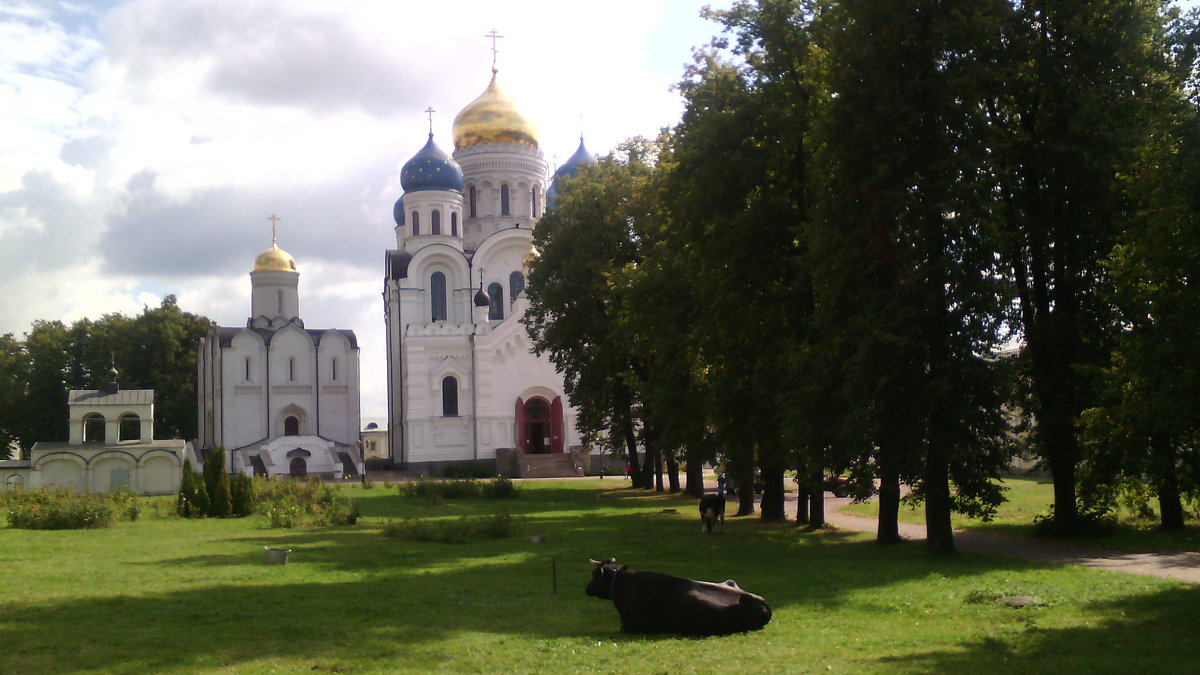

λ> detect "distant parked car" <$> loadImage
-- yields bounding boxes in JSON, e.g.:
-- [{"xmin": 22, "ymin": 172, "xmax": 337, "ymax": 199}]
[{"xmin": 823, "ymin": 475, "xmax": 850, "ymax": 498}]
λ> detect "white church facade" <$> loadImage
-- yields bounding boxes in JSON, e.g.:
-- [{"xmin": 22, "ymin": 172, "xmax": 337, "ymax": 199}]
[
  {"xmin": 196, "ymin": 233, "xmax": 363, "ymax": 479},
  {"xmin": 383, "ymin": 68, "xmax": 594, "ymax": 475}
]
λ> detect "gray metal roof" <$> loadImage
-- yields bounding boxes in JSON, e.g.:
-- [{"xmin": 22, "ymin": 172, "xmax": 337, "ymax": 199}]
[{"xmin": 68, "ymin": 389, "xmax": 154, "ymax": 406}]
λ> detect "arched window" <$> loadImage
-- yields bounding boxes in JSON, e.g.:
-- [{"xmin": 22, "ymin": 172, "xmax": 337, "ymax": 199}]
[
  {"xmin": 118, "ymin": 413, "xmax": 141, "ymax": 442},
  {"xmin": 532, "ymin": 188, "xmax": 540, "ymax": 217},
  {"xmin": 442, "ymin": 376, "xmax": 459, "ymax": 416},
  {"xmin": 488, "ymin": 283, "xmax": 504, "ymax": 320},
  {"xmin": 412, "ymin": 211, "xmax": 420, "ymax": 236},
  {"xmin": 469, "ymin": 186, "xmax": 477, "ymax": 218},
  {"xmin": 509, "ymin": 271, "xmax": 526, "ymax": 301},
  {"xmin": 431, "ymin": 209, "xmax": 441, "ymax": 235},
  {"xmin": 83, "ymin": 413, "xmax": 105, "ymax": 443},
  {"xmin": 501, "ymin": 184, "xmax": 510, "ymax": 216},
  {"xmin": 284, "ymin": 415, "xmax": 300, "ymax": 436},
  {"xmin": 431, "ymin": 271, "xmax": 447, "ymax": 321},
  {"xmin": 451, "ymin": 212, "xmax": 458, "ymax": 236}
]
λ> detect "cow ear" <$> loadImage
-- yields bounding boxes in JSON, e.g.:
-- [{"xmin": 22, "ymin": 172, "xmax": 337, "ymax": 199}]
[{"xmin": 605, "ymin": 557, "xmax": 617, "ymax": 564}]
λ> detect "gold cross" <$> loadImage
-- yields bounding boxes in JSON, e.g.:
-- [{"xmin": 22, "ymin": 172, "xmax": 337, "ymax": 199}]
[
  {"xmin": 266, "ymin": 214, "xmax": 281, "ymax": 244},
  {"xmin": 424, "ymin": 106, "xmax": 436, "ymax": 134},
  {"xmin": 485, "ymin": 29, "xmax": 503, "ymax": 72}
]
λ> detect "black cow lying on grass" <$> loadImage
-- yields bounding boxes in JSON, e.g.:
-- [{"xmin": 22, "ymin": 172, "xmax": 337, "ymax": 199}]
[
  {"xmin": 699, "ymin": 494, "xmax": 725, "ymax": 533},
  {"xmin": 586, "ymin": 558, "xmax": 772, "ymax": 636}
]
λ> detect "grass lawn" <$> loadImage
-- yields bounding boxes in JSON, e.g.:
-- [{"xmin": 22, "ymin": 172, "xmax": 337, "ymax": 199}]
[
  {"xmin": 839, "ymin": 476, "xmax": 1200, "ymax": 551},
  {"xmin": 1, "ymin": 479, "xmax": 1198, "ymax": 673}
]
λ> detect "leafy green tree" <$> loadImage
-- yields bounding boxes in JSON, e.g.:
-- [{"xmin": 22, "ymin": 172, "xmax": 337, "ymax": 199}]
[
  {"xmin": 23, "ymin": 321, "xmax": 70, "ymax": 449},
  {"xmin": 0, "ymin": 334, "xmax": 27, "ymax": 457},
  {"xmin": 809, "ymin": 0, "xmax": 1012, "ymax": 552},
  {"xmin": 525, "ymin": 142, "xmax": 658, "ymax": 489},
  {"xmin": 990, "ymin": 0, "xmax": 1167, "ymax": 532}
]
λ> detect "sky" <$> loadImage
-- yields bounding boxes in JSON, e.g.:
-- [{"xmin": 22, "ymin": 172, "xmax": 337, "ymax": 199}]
[{"xmin": 0, "ymin": 0, "xmax": 734, "ymax": 422}]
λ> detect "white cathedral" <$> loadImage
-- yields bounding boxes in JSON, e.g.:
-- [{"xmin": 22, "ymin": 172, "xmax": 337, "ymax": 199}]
[
  {"xmin": 196, "ymin": 229, "xmax": 363, "ymax": 479},
  {"xmin": 383, "ymin": 67, "xmax": 594, "ymax": 475}
]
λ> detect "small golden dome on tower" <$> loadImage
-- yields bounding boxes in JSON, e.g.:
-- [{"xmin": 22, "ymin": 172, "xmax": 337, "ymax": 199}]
[
  {"xmin": 253, "ymin": 243, "xmax": 297, "ymax": 272},
  {"xmin": 522, "ymin": 244, "xmax": 540, "ymax": 268},
  {"xmin": 452, "ymin": 72, "xmax": 539, "ymax": 150}
]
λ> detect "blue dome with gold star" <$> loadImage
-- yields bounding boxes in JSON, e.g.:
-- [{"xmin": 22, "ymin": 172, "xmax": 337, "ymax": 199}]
[{"xmin": 401, "ymin": 134, "xmax": 463, "ymax": 193}]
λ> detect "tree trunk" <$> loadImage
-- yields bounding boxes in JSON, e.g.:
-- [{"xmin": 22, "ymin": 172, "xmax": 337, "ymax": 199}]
[
  {"xmin": 759, "ymin": 464, "xmax": 786, "ymax": 522},
  {"xmin": 654, "ymin": 451, "xmax": 664, "ymax": 492},
  {"xmin": 1151, "ymin": 433, "xmax": 1184, "ymax": 531},
  {"xmin": 735, "ymin": 449, "xmax": 755, "ymax": 516},
  {"xmin": 665, "ymin": 452, "xmax": 680, "ymax": 493},
  {"xmin": 876, "ymin": 466, "xmax": 902, "ymax": 545},
  {"xmin": 924, "ymin": 451, "xmax": 955, "ymax": 554},
  {"xmin": 795, "ymin": 477, "xmax": 810, "ymax": 525},
  {"xmin": 807, "ymin": 471, "xmax": 825, "ymax": 529},
  {"xmin": 621, "ymin": 410, "xmax": 644, "ymax": 489}
]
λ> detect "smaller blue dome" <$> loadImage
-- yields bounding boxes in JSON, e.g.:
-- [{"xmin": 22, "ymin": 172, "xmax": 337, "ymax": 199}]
[
  {"xmin": 547, "ymin": 137, "xmax": 595, "ymax": 207},
  {"xmin": 393, "ymin": 197, "xmax": 405, "ymax": 226},
  {"xmin": 554, "ymin": 136, "xmax": 595, "ymax": 179},
  {"xmin": 401, "ymin": 133, "xmax": 464, "ymax": 193}
]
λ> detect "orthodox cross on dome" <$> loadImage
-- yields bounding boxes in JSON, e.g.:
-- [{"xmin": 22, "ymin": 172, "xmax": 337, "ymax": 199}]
[
  {"xmin": 478, "ymin": 267, "xmax": 485, "ymax": 286},
  {"xmin": 266, "ymin": 214, "xmax": 281, "ymax": 245},
  {"xmin": 424, "ymin": 106, "xmax": 436, "ymax": 135},
  {"xmin": 485, "ymin": 28, "xmax": 503, "ymax": 72}
]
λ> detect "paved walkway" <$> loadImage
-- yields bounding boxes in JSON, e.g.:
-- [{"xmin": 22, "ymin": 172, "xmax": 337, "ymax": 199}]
[{"xmin": 753, "ymin": 489, "xmax": 1200, "ymax": 585}]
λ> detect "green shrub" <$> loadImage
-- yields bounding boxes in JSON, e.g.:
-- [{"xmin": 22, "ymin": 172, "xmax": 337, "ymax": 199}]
[
  {"xmin": 204, "ymin": 447, "xmax": 232, "ymax": 517},
  {"xmin": 229, "ymin": 474, "xmax": 257, "ymax": 517},
  {"xmin": 177, "ymin": 460, "xmax": 204, "ymax": 518},
  {"xmin": 381, "ymin": 511, "xmax": 522, "ymax": 544},
  {"xmin": 4, "ymin": 489, "xmax": 116, "ymax": 530},
  {"xmin": 398, "ymin": 477, "xmax": 519, "ymax": 501},
  {"xmin": 108, "ymin": 489, "xmax": 142, "ymax": 522},
  {"xmin": 361, "ymin": 475, "xmax": 374, "ymax": 490},
  {"xmin": 254, "ymin": 477, "xmax": 360, "ymax": 528}
]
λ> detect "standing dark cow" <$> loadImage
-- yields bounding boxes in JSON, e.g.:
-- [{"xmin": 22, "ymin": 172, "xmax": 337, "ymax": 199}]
[
  {"xmin": 585, "ymin": 558, "xmax": 771, "ymax": 636},
  {"xmin": 699, "ymin": 494, "xmax": 725, "ymax": 533}
]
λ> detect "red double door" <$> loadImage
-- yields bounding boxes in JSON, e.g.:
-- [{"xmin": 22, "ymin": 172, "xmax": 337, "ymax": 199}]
[{"xmin": 515, "ymin": 396, "xmax": 564, "ymax": 454}]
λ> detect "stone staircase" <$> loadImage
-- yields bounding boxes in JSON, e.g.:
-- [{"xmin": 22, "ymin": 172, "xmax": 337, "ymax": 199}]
[{"xmin": 518, "ymin": 453, "xmax": 583, "ymax": 478}]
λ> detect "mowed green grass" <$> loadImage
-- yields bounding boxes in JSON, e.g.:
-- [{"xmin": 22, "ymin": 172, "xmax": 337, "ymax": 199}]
[
  {"xmin": 840, "ymin": 476, "xmax": 1200, "ymax": 551},
  {"xmin": 1, "ymin": 479, "xmax": 1198, "ymax": 674}
]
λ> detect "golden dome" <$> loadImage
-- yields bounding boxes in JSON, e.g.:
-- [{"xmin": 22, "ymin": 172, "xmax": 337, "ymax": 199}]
[
  {"xmin": 522, "ymin": 244, "xmax": 540, "ymax": 268},
  {"xmin": 253, "ymin": 243, "xmax": 297, "ymax": 272},
  {"xmin": 452, "ymin": 72, "xmax": 539, "ymax": 150}
]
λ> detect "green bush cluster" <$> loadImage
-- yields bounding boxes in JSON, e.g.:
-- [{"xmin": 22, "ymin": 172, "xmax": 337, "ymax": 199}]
[
  {"xmin": 381, "ymin": 511, "xmax": 522, "ymax": 544},
  {"xmin": 2, "ymin": 488, "xmax": 133, "ymax": 530},
  {"xmin": 442, "ymin": 461, "xmax": 495, "ymax": 479},
  {"xmin": 177, "ymin": 449, "xmax": 256, "ymax": 518},
  {"xmin": 255, "ymin": 476, "xmax": 360, "ymax": 528},
  {"xmin": 398, "ymin": 477, "xmax": 519, "ymax": 501}
]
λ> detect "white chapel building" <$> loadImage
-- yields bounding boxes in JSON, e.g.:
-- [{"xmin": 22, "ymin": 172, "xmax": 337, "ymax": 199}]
[
  {"xmin": 383, "ymin": 68, "xmax": 595, "ymax": 476},
  {"xmin": 196, "ymin": 234, "xmax": 362, "ymax": 479}
]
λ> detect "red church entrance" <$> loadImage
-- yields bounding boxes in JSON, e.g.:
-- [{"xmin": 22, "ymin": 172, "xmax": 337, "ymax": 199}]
[{"xmin": 515, "ymin": 396, "xmax": 564, "ymax": 454}]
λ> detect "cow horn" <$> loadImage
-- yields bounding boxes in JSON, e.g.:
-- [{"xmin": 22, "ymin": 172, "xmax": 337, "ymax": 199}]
[{"xmin": 589, "ymin": 558, "xmax": 601, "ymax": 566}]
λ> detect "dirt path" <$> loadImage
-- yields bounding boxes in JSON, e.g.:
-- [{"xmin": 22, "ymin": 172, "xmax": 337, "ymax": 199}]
[{"xmin": 737, "ymin": 487, "xmax": 1200, "ymax": 584}]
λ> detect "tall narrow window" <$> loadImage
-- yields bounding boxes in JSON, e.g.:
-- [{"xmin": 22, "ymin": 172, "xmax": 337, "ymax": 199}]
[
  {"xmin": 331, "ymin": 358, "xmax": 338, "ymax": 381},
  {"xmin": 451, "ymin": 212, "xmax": 458, "ymax": 236},
  {"xmin": 245, "ymin": 357, "xmax": 251, "ymax": 381},
  {"xmin": 488, "ymin": 282, "xmax": 504, "ymax": 321},
  {"xmin": 469, "ymin": 186, "xmax": 477, "ymax": 218},
  {"xmin": 532, "ymin": 188, "xmax": 540, "ymax": 217},
  {"xmin": 277, "ymin": 289, "xmax": 283, "ymax": 314},
  {"xmin": 288, "ymin": 357, "xmax": 295, "ymax": 381},
  {"xmin": 442, "ymin": 376, "xmax": 459, "ymax": 416},
  {"xmin": 431, "ymin": 209, "xmax": 441, "ymax": 235},
  {"xmin": 431, "ymin": 272, "xmax": 447, "ymax": 321},
  {"xmin": 509, "ymin": 271, "xmax": 525, "ymax": 301},
  {"xmin": 412, "ymin": 211, "xmax": 420, "ymax": 236},
  {"xmin": 500, "ymin": 184, "xmax": 510, "ymax": 216}
]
